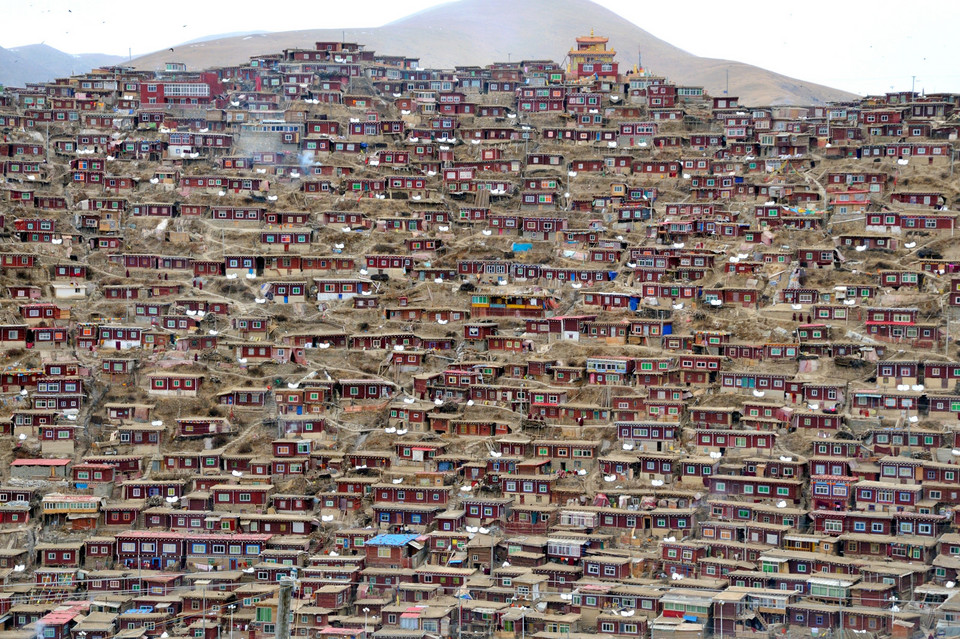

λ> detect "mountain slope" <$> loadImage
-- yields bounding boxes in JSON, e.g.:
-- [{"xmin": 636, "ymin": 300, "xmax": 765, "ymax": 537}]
[
  {"xmin": 128, "ymin": 0, "xmax": 857, "ymax": 105},
  {"xmin": 0, "ymin": 44, "xmax": 123, "ymax": 87}
]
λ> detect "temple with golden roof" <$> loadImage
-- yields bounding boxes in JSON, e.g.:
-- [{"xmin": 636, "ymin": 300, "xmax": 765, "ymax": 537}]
[{"xmin": 567, "ymin": 29, "xmax": 619, "ymax": 81}]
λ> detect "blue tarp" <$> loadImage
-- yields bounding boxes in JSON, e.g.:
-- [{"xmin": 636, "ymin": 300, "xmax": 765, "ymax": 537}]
[{"xmin": 512, "ymin": 243, "xmax": 532, "ymax": 252}]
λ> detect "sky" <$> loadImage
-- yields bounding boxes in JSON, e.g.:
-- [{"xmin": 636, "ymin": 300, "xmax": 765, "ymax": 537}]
[{"xmin": 2, "ymin": 0, "xmax": 959, "ymax": 96}]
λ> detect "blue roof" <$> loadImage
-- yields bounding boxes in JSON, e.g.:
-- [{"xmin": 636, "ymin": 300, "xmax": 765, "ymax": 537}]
[{"xmin": 365, "ymin": 533, "xmax": 420, "ymax": 546}]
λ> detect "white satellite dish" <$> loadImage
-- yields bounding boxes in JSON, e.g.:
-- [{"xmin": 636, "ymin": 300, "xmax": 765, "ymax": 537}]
[
  {"xmin": 777, "ymin": 500, "xmax": 787, "ymax": 508},
  {"xmin": 152, "ymin": 420, "xmax": 163, "ymax": 427}
]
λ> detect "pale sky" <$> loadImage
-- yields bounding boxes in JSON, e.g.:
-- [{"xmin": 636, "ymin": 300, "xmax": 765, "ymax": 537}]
[{"xmin": 3, "ymin": 0, "xmax": 959, "ymax": 96}]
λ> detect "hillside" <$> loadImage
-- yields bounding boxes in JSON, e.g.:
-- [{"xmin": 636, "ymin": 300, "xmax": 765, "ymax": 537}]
[
  {"xmin": 129, "ymin": 0, "xmax": 857, "ymax": 105},
  {"xmin": 0, "ymin": 44, "xmax": 123, "ymax": 88}
]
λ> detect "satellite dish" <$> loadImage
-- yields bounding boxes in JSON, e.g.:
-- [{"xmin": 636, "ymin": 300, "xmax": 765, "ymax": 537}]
[
  {"xmin": 165, "ymin": 496, "xmax": 178, "ymax": 503},
  {"xmin": 18, "ymin": 434, "xmax": 26, "ymax": 441},
  {"xmin": 777, "ymin": 500, "xmax": 787, "ymax": 508}
]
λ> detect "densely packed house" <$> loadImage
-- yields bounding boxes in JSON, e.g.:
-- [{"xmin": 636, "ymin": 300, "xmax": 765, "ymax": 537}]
[{"xmin": 0, "ymin": 29, "xmax": 959, "ymax": 639}]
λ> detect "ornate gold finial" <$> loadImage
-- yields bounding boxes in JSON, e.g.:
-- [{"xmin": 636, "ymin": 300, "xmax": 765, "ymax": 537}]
[{"xmin": 590, "ymin": 28, "xmax": 594, "ymax": 36}]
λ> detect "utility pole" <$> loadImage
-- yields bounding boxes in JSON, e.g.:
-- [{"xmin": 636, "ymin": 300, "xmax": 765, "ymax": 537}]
[{"xmin": 276, "ymin": 576, "xmax": 295, "ymax": 639}]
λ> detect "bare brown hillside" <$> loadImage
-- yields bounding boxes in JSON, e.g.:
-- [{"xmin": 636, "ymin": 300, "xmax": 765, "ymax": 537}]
[{"xmin": 130, "ymin": 0, "xmax": 857, "ymax": 106}]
